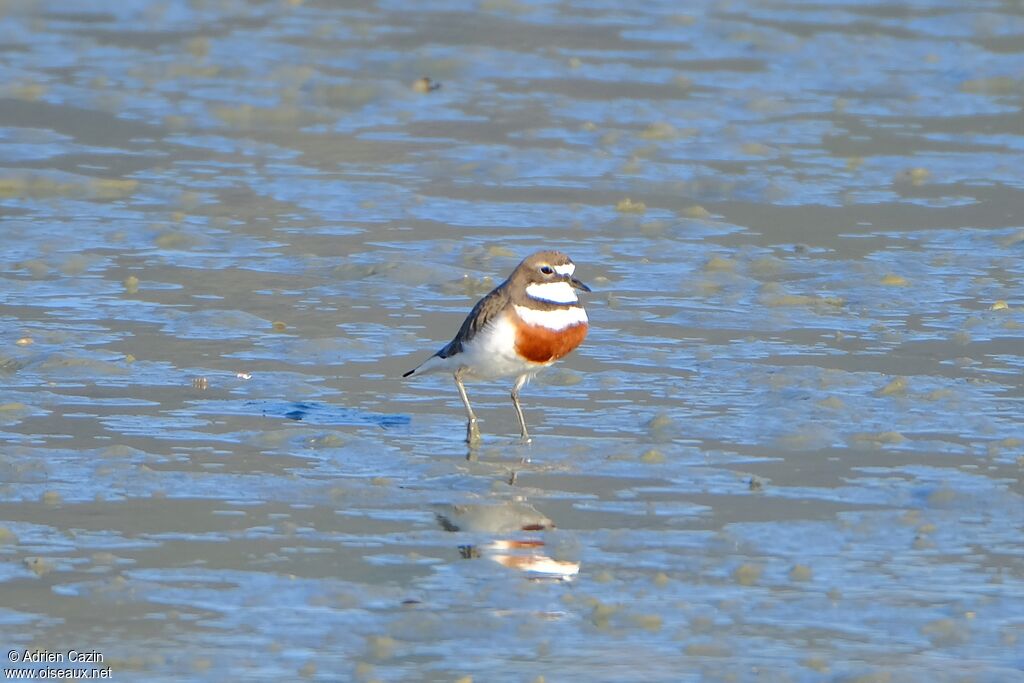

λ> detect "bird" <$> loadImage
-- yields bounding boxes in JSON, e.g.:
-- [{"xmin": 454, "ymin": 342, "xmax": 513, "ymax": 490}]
[{"xmin": 403, "ymin": 251, "xmax": 591, "ymax": 444}]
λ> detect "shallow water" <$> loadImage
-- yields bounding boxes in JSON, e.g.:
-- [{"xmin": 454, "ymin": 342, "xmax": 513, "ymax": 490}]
[{"xmin": 1, "ymin": 0, "xmax": 1023, "ymax": 681}]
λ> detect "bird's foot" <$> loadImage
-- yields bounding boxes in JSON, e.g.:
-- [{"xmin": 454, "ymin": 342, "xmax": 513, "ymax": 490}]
[{"xmin": 465, "ymin": 418, "xmax": 481, "ymax": 444}]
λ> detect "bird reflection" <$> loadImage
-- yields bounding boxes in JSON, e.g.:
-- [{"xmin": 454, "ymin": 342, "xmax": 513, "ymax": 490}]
[{"xmin": 435, "ymin": 502, "xmax": 578, "ymax": 581}]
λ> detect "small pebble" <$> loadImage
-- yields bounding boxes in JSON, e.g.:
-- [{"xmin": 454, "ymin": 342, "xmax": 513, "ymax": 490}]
[
  {"xmin": 734, "ymin": 563, "xmax": 761, "ymax": 586},
  {"xmin": 615, "ymin": 198, "xmax": 646, "ymax": 213},
  {"xmin": 412, "ymin": 76, "xmax": 441, "ymax": 93},
  {"xmin": 789, "ymin": 564, "xmax": 813, "ymax": 582},
  {"xmin": 877, "ymin": 377, "xmax": 907, "ymax": 396},
  {"xmin": 24, "ymin": 557, "xmax": 54, "ymax": 576}
]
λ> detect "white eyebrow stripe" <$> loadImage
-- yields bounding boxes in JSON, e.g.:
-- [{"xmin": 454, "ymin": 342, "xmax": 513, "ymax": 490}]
[
  {"xmin": 514, "ymin": 305, "xmax": 588, "ymax": 331},
  {"xmin": 553, "ymin": 263, "xmax": 575, "ymax": 276},
  {"xmin": 525, "ymin": 281, "xmax": 578, "ymax": 304}
]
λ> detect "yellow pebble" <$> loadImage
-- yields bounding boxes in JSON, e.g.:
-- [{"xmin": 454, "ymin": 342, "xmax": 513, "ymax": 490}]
[
  {"xmin": 877, "ymin": 377, "xmax": 907, "ymax": 396},
  {"xmin": 411, "ymin": 77, "xmax": 440, "ymax": 93},
  {"xmin": 734, "ymin": 563, "xmax": 761, "ymax": 586},
  {"xmin": 615, "ymin": 198, "xmax": 646, "ymax": 213},
  {"xmin": 683, "ymin": 205, "xmax": 711, "ymax": 218}
]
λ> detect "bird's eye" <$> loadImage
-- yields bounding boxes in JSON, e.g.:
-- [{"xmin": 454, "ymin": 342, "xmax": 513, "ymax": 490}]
[{"xmin": 540, "ymin": 265, "xmax": 554, "ymax": 275}]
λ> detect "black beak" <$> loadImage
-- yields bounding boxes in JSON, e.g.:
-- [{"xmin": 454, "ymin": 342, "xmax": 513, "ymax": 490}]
[{"xmin": 569, "ymin": 276, "xmax": 591, "ymax": 293}]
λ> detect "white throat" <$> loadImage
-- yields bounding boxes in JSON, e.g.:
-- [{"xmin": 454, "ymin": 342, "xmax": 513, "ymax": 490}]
[{"xmin": 525, "ymin": 280, "xmax": 577, "ymax": 304}]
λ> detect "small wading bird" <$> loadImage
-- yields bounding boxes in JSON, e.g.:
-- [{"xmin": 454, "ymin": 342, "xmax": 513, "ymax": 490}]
[{"xmin": 403, "ymin": 251, "xmax": 591, "ymax": 443}]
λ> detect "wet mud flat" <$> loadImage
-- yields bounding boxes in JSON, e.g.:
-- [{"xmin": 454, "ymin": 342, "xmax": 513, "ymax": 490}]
[{"xmin": 1, "ymin": 0, "xmax": 1023, "ymax": 681}]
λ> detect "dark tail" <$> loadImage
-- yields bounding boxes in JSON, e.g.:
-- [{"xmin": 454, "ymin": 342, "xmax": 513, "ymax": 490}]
[{"xmin": 403, "ymin": 351, "xmax": 442, "ymax": 378}]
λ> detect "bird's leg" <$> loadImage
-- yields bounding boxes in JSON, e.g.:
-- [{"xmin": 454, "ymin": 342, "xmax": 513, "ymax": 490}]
[
  {"xmin": 511, "ymin": 373, "xmax": 531, "ymax": 443},
  {"xmin": 454, "ymin": 368, "xmax": 480, "ymax": 444}
]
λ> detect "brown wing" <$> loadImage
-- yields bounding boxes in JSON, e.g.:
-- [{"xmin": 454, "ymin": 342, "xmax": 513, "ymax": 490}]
[{"xmin": 437, "ymin": 280, "xmax": 510, "ymax": 358}]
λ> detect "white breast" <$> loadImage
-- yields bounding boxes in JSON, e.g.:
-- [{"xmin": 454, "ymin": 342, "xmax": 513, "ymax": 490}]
[
  {"xmin": 456, "ymin": 313, "xmax": 536, "ymax": 379},
  {"xmin": 514, "ymin": 304, "xmax": 588, "ymax": 331}
]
